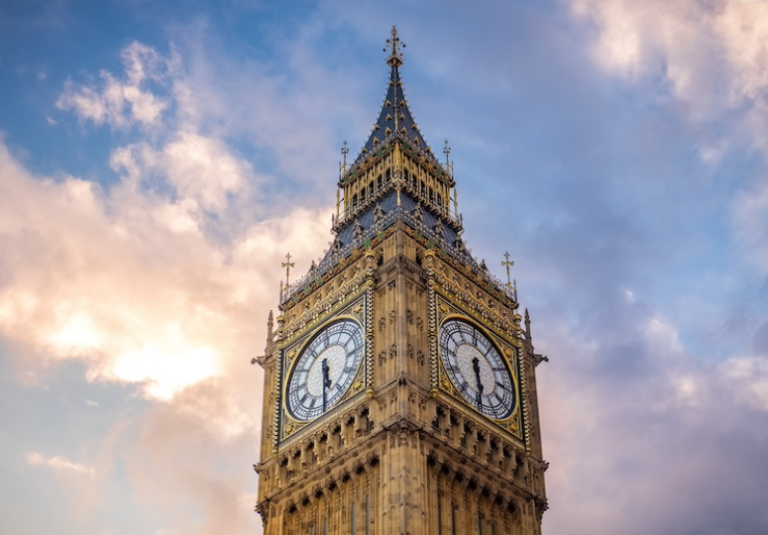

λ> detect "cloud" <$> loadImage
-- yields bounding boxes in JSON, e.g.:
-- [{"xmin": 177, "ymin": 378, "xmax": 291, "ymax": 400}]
[
  {"xmin": 0, "ymin": 135, "xmax": 329, "ymax": 405},
  {"xmin": 25, "ymin": 451, "xmax": 95, "ymax": 478},
  {"xmin": 117, "ymin": 388, "xmax": 259, "ymax": 535},
  {"xmin": 109, "ymin": 130, "xmax": 248, "ymax": 215},
  {"xmin": 56, "ymin": 41, "xmax": 172, "ymax": 129},
  {"xmin": 564, "ymin": 0, "xmax": 768, "ymax": 148},
  {"xmin": 1, "ymin": 39, "xmax": 332, "ymax": 408},
  {"xmin": 540, "ymin": 309, "xmax": 768, "ymax": 535},
  {"xmin": 1, "ymin": 37, "xmax": 343, "ymax": 535}
]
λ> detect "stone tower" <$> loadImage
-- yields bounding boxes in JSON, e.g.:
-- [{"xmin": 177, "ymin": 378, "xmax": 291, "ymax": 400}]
[{"xmin": 255, "ymin": 27, "xmax": 549, "ymax": 535}]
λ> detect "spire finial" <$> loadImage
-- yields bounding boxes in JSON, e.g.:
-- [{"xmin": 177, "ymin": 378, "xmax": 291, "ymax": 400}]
[
  {"xmin": 502, "ymin": 251, "xmax": 515, "ymax": 289},
  {"xmin": 341, "ymin": 140, "xmax": 349, "ymax": 174},
  {"xmin": 282, "ymin": 252, "xmax": 295, "ymax": 289},
  {"xmin": 384, "ymin": 26, "xmax": 405, "ymax": 67},
  {"xmin": 443, "ymin": 139, "xmax": 451, "ymax": 167}
]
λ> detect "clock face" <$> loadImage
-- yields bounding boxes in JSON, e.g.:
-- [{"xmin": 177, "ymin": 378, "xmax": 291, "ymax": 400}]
[
  {"xmin": 286, "ymin": 319, "xmax": 364, "ymax": 421},
  {"xmin": 439, "ymin": 319, "xmax": 516, "ymax": 419}
]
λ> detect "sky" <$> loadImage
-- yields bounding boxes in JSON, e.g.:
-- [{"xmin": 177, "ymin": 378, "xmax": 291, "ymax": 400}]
[{"xmin": 1, "ymin": 0, "xmax": 768, "ymax": 534}]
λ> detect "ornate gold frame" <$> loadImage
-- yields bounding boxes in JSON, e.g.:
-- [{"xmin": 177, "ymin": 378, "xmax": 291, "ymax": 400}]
[
  {"xmin": 279, "ymin": 294, "xmax": 369, "ymax": 442},
  {"xmin": 434, "ymin": 301, "xmax": 524, "ymax": 440}
]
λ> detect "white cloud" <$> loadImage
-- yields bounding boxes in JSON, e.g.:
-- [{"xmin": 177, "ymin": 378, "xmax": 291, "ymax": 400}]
[
  {"xmin": 25, "ymin": 451, "xmax": 95, "ymax": 477},
  {"xmin": 109, "ymin": 131, "xmax": 250, "ymax": 215},
  {"xmin": 56, "ymin": 41, "xmax": 170, "ymax": 129},
  {"xmin": 4, "ymin": 34, "xmax": 371, "ymax": 535},
  {"xmin": 2, "ymin": 41, "xmax": 333, "ymax": 416},
  {"xmin": 0, "ymin": 139, "xmax": 327, "ymax": 407},
  {"xmin": 564, "ymin": 0, "xmax": 768, "ymax": 141}
]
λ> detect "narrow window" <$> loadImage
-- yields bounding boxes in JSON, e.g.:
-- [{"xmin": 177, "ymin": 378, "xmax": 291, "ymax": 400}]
[
  {"xmin": 310, "ymin": 525, "xmax": 315, "ymax": 535},
  {"xmin": 437, "ymin": 492, "xmax": 442, "ymax": 535},
  {"xmin": 323, "ymin": 518, "xmax": 328, "ymax": 535},
  {"xmin": 351, "ymin": 502, "xmax": 356, "ymax": 534},
  {"xmin": 451, "ymin": 502, "xmax": 457, "ymax": 535},
  {"xmin": 365, "ymin": 494, "xmax": 370, "ymax": 535}
]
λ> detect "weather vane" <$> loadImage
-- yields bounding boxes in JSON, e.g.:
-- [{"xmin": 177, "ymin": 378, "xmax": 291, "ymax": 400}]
[{"xmin": 384, "ymin": 25, "xmax": 405, "ymax": 66}]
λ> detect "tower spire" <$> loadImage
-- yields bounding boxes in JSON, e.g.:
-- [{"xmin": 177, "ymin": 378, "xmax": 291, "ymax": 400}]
[{"xmin": 355, "ymin": 28, "xmax": 428, "ymax": 161}]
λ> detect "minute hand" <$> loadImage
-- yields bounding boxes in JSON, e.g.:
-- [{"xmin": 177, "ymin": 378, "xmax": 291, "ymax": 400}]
[
  {"xmin": 321, "ymin": 358, "xmax": 332, "ymax": 412},
  {"xmin": 472, "ymin": 356, "xmax": 484, "ymax": 408}
]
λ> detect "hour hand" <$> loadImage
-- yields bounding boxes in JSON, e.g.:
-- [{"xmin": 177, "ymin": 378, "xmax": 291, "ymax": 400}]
[{"xmin": 322, "ymin": 358, "xmax": 332, "ymax": 389}]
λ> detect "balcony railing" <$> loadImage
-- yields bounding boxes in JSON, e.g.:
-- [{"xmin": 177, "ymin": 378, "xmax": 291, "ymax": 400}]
[{"xmin": 280, "ymin": 205, "xmax": 517, "ymax": 306}]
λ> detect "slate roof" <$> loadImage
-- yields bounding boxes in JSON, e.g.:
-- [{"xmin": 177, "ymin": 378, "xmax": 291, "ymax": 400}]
[
  {"xmin": 355, "ymin": 46, "xmax": 429, "ymax": 162},
  {"xmin": 334, "ymin": 190, "xmax": 459, "ymax": 250}
]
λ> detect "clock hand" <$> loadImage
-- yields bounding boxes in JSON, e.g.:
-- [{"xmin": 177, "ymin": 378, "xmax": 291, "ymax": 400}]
[
  {"xmin": 472, "ymin": 356, "xmax": 484, "ymax": 409},
  {"xmin": 321, "ymin": 358, "xmax": 331, "ymax": 413}
]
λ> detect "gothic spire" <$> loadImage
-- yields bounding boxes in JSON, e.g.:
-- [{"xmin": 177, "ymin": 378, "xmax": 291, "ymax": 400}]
[{"xmin": 357, "ymin": 26, "xmax": 429, "ymax": 160}]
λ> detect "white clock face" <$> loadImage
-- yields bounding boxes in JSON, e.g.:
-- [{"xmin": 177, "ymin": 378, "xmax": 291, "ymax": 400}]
[
  {"xmin": 286, "ymin": 319, "xmax": 364, "ymax": 421},
  {"xmin": 439, "ymin": 319, "xmax": 516, "ymax": 419}
]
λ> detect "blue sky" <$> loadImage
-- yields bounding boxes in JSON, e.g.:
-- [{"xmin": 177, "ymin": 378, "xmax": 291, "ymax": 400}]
[{"xmin": 2, "ymin": 1, "xmax": 768, "ymax": 534}]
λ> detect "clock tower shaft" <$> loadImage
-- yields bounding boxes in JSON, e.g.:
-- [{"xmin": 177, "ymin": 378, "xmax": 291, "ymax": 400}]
[{"xmin": 254, "ymin": 28, "xmax": 548, "ymax": 535}]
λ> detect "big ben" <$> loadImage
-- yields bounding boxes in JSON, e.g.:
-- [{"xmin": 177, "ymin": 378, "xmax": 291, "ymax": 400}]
[{"xmin": 254, "ymin": 27, "xmax": 549, "ymax": 535}]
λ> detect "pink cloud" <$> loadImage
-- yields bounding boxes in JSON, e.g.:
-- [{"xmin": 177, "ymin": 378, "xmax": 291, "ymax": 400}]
[{"xmin": 25, "ymin": 451, "xmax": 95, "ymax": 477}]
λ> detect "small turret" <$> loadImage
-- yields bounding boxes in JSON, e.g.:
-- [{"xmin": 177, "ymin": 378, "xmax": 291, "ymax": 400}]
[
  {"xmin": 525, "ymin": 308, "xmax": 532, "ymax": 343},
  {"xmin": 266, "ymin": 309, "xmax": 274, "ymax": 351}
]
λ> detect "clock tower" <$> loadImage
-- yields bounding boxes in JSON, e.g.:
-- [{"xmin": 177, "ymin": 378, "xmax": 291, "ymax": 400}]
[{"xmin": 254, "ymin": 27, "xmax": 549, "ymax": 535}]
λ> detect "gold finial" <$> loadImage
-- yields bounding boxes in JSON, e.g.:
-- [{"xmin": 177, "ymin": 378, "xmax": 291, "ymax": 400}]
[
  {"xmin": 282, "ymin": 252, "xmax": 295, "ymax": 289},
  {"xmin": 384, "ymin": 26, "xmax": 405, "ymax": 67},
  {"xmin": 502, "ymin": 251, "xmax": 515, "ymax": 289},
  {"xmin": 443, "ymin": 139, "xmax": 451, "ymax": 167}
]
